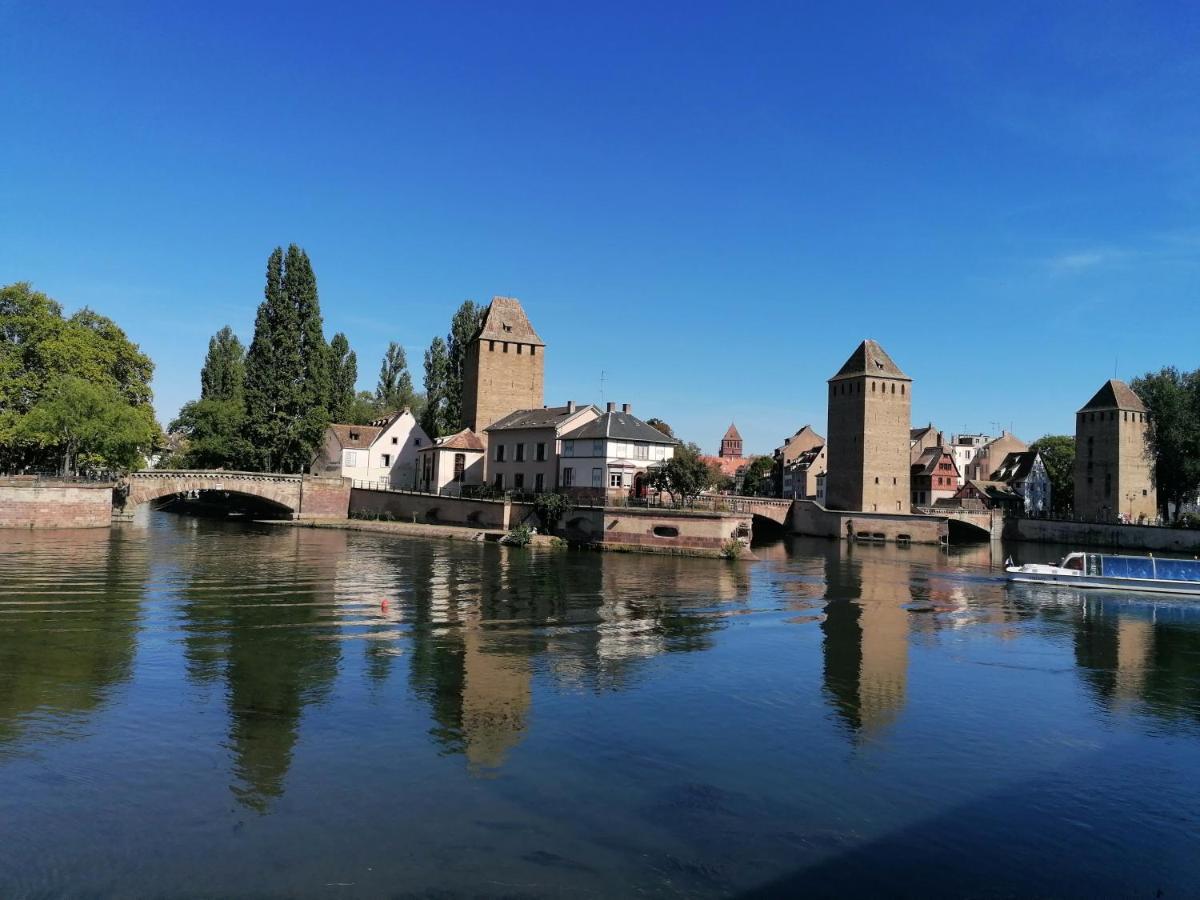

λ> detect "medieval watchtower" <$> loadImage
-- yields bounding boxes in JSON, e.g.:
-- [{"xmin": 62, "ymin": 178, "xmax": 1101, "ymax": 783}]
[
  {"xmin": 719, "ymin": 424, "xmax": 743, "ymax": 459},
  {"xmin": 462, "ymin": 297, "xmax": 545, "ymax": 436},
  {"xmin": 825, "ymin": 339, "xmax": 912, "ymax": 513},
  {"xmin": 1073, "ymin": 379, "xmax": 1156, "ymax": 522}
]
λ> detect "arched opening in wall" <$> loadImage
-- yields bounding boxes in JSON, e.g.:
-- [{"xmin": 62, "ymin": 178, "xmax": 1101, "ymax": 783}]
[
  {"xmin": 564, "ymin": 515, "xmax": 594, "ymax": 542},
  {"xmin": 466, "ymin": 510, "xmax": 483, "ymax": 525},
  {"xmin": 152, "ymin": 489, "xmax": 295, "ymax": 520},
  {"xmin": 750, "ymin": 513, "xmax": 786, "ymax": 543},
  {"xmin": 652, "ymin": 525, "xmax": 679, "ymax": 538}
]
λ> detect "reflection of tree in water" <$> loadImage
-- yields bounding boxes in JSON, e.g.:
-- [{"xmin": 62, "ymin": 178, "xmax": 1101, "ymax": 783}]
[
  {"xmin": 177, "ymin": 524, "xmax": 341, "ymax": 811},
  {"xmin": 820, "ymin": 544, "xmax": 912, "ymax": 740},
  {"xmin": 1072, "ymin": 604, "xmax": 1200, "ymax": 726},
  {"xmin": 0, "ymin": 530, "xmax": 144, "ymax": 748}
]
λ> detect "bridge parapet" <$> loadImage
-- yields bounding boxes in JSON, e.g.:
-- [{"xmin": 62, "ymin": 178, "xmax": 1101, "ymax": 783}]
[{"xmin": 115, "ymin": 470, "xmax": 347, "ymax": 521}]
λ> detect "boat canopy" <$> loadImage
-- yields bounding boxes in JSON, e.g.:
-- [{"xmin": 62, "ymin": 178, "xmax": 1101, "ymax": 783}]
[{"xmin": 1095, "ymin": 554, "xmax": 1200, "ymax": 582}]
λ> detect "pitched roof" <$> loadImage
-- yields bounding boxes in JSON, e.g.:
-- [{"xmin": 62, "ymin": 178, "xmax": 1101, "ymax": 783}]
[
  {"xmin": 990, "ymin": 450, "xmax": 1038, "ymax": 483},
  {"xmin": 962, "ymin": 479, "xmax": 1022, "ymax": 502},
  {"xmin": 723, "ymin": 423, "xmax": 743, "ymax": 442},
  {"xmin": 330, "ymin": 423, "xmax": 381, "ymax": 449},
  {"xmin": 830, "ymin": 339, "xmax": 910, "ymax": 381},
  {"xmin": 420, "ymin": 428, "xmax": 485, "ymax": 452},
  {"xmin": 789, "ymin": 444, "xmax": 825, "ymax": 469},
  {"xmin": 910, "ymin": 445, "xmax": 947, "ymax": 477},
  {"xmin": 559, "ymin": 411, "xmax": 680, "ymax": 444},
  {"xmin": 1079, "ymin": 379, "xmax": 1147, "ymax": 413},
  {"xmin": 910, "ymin": 425, "xmax": 938, "ymax": 442},
  {"xmin": 485, "ymin": 404, "xmax": 595, "ymax": 432},
  {"xmin": 474, "ymin": 296, "xmax": 544, "ymax": 346}
]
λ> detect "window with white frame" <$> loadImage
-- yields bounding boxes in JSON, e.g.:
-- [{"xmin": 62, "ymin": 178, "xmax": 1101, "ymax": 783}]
[
  {"xmin": 592, "ymin": 439, "xmax": 604, "ymax": 456},
  {"xmin": 381, "ymin": 453, "xmax": 391, "ymax": 467},
  {"xmin": 635, "ymin": 443, "xmax": 648, "ymax": 460},
  {"xmin": 562, "ymin": 467, "xmax": 574, "ymax": 487},
  {"xmin": 535, "ymin": 442, "xmax": 546, "ymax": 462},
  {"xmin": 343, "ymin": 449, "xmax": 360, "ymax": 467},
  {"xmin": 609, "ymin": 472, "xmax": 623, "ymax": 488},
  {"xmin": 495, "ymin": 443, "xmax": 505, "ymax": 462},
  {"xmin": 515, "ymin": 443, "xmax": 525, "ymax": 462},
  {"xmin": 563, "ymin": 440, "xmax": 574, "ymax": 457}
]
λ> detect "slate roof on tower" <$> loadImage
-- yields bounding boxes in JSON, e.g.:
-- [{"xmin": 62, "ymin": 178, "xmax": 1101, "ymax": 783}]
[
  {"xmin": 723, "ymin": 423, "xmax": 743, "ymax": 441},
  {"xmin": 830, "ymin": 339, "xmax": 910, "ymax": 381},
  {"xmin": 473, "ymin": 296, "xmax": 545, "ymax": 346},
  {"xmin": 1078, "ymin": 379, "xmax": 1146, "ymax": 413}
]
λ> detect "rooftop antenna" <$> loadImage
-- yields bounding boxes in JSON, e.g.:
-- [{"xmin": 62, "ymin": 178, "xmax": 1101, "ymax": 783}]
[
  {"xmin": 599, "ymin": 370, "xmax": 607, "ymax": 405},
  {"xmin": 1114, "ymin": 356, "xmax": 1119, "ymax": 378}
]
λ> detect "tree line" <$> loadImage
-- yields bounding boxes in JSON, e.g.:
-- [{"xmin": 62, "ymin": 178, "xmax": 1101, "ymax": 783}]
[
  {"xmin": 0, "ymin": 282, "xmax": 158, "ymax": 475},
  {"xmin": 167, "ymin": 246, "xmax": 488, "ymax": 472}
]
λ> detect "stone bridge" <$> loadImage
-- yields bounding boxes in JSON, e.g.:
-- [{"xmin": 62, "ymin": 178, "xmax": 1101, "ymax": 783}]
[
  {"xmin": 113, "ymin": 470, "xmax": 350, "ymax": 521},
  {"xmin": 913, "ymin": 506, "xmax": 1003, "ymax": 541},
  {"xmin": 704, "ymin": 495, "xmax": 794, "ymax": 526}
]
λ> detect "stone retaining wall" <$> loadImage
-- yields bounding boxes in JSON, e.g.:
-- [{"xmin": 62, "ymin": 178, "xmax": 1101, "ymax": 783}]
[
  {"xmin": 0, "ymin": 481, "xmax": 114, "ymax": 528},
  {"xmin": 791, "ymin": 499, "xmax": 947, "ymax": 545},
  {"xmin": 1005, "ymin": 517, "xmax": 1200, "ymax": 552}
]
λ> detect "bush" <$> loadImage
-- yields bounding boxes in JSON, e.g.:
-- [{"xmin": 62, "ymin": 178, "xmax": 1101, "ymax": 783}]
[
  {"xmin": 502, "ymin": 524, "xmax": 534, "ymax": 547},
  {"xmin": 1176, "ymin": 512, "xmax": 1200, "ymax": 529},
  {"xmin": 533, "ymin": 491, "xmax": 571, "ymax": 532},
  {"xmin": 720, "ymin": 539, "xmax": 743, "ymax": 560}
]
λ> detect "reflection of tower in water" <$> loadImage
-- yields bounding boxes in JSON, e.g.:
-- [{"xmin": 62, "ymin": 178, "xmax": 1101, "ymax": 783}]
[{"xmin": 821, "ymin": 545, "xmax": 911, "ymax": 738}]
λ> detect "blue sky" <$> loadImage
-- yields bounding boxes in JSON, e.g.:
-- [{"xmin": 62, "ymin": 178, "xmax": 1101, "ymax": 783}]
[{"xmin": 2, "ymin": 2, "xmax": 1197, "ymax": 454}]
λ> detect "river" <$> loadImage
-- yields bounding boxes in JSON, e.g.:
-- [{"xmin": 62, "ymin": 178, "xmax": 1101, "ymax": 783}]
[{"xmin": 2, "ymin": 514, "xmax": 1199, "ymax": 897}]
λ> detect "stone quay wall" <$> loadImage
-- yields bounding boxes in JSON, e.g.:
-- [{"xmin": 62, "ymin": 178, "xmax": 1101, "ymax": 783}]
[
  {"xmin": 349, "ymin": 487, "xmax": 525, "ymax": 530},
  {"xmin": 1005, "ymin": 517, "xmax": 1200, "ymax": 553},
  {"xmin": 564, "ymin": 506, "xmax": 750, "ymax": 554},
  {"xmin": 0, "ymin": 480, "xmax": 115, "ymax": 528},
  {"xmin": 791, "ymin": 499, "xmax": 947, "ymax": 545},
  {"xmin": 296, "ymin": 476, "xmax": 352, "ymax": 519}
]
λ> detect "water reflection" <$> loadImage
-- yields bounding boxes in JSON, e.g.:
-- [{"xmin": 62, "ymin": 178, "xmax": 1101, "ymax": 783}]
[
  {"xmin": 0, "ymin": 529, "xmax": 145, "ymax": 751},
  {"xmin": 5, "ymin": 519, "xmax": 1200, "ymax": 894}
]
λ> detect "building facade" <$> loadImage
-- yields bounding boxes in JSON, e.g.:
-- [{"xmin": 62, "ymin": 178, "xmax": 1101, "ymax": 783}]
[
  {"xmin": 825, "ymin": 339, "xmax": 912, "ymax": 513},
  {"xmin": 964, "ymin": 431, "xmax": 1027, "ymax": 482},
  {"xmin": 1073, "ymin": 379, "xmax": 1156, "ymax": 523},
  {"xmin": 309, "ymin": 410, "xmax": 429, "ymax": 488},
  {"xmin": 719, "ymin": 423, "xmax": 743, "ymax": 459},
  {"xmin": 485, "ymin": 402, "xmax": 599, "ymax": 492},
  {"xmin": 950, "ymin": 433, "xmax": 990, "ymax": 487},
  {"xmin": 558, "ymin": 403, "xmax": 679, "ymax": 502},
  {"xmin": 909, "ymin": 424, "xmax": 944, "ymax": 466},
  {"xmin": 782, "ymin": 444, "xmax": 826, "ymax": 500},
  {"xmin": 990, "ymin": 449, "xmax": 1052, "ymax": 516},
  {"xmin": 417, "ymin": 429, "xmax": 486, "ymax": 496},
  {"xmin": 462, "ymin": 297, "xmax": 546, "ymax": 438},
  {"xmin": 910, "ymin": 446, "xmax": 959, "ymax": 508}
]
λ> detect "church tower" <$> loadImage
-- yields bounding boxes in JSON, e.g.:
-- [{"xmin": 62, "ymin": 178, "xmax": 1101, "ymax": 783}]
[
  {"xmin": 825, "ymin": 339, "xmax": 911, "ymax": 513},
  {"xmin": 1073, "ymin": 379, "xmax": 1156, "ymax": 522},
  {"xmin": 461, "ymin": 297, "xmax": 545, "ymax": 437},
  {"xmin": 719, "ymin": 423, "xmax": 743, "ymax": 459}
]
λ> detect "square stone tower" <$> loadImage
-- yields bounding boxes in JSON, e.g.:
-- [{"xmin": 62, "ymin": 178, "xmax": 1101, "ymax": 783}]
[
  {"xmin": 1073, "ymin": 379, "xmax": 1156, "ymax": 522},
  {"xmin": 825, "ymin": 340, "xmax": 912, "ymax": 513},
  {"xmin": 462, "ymin": 297, "xmax": 545, "ymax": 436}
]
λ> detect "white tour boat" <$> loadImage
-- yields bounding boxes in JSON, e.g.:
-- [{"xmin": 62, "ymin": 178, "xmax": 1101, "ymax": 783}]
[{"xmin": 1006, "ymin": 551, "xmax": 1200, "ymax": 596}]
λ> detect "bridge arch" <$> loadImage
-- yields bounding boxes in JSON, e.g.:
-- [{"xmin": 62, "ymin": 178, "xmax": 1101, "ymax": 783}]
[{"xmin": 116, "ymin": 471, "xmax": 305, "ymax": 520}]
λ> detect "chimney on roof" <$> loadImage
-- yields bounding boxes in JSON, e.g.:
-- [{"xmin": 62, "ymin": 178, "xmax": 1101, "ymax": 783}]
[
  {"xmin": 606, "ymin": 402, "xmax": 616, "ymax": 412},
  {"xmin": 621, "ymin": 403, "xmax": 631, "ymax": 414},
  {"xmin": 566, "ymin": 400, "xmax": 576, "ymax": 413}
]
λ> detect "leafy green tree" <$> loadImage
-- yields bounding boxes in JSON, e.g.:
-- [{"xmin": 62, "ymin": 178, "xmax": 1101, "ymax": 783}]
[
  {"xmin": 200, "ymin": 326, "xmax": 245, "ymax": 403},
  {"xmin": 533, "ymin": 492, "xmax": 572, "ymax": 532},
  {"xmin": 645, "ymin": 418, "xmax": 673, "ymax": 438},
  {"xmin": 242, "ymin": 246, "xmax": 332, "ymax": 472},
  {"xmin": 328, "ymin": 332, "xmax": 357, "ymax": 422},
  {"xmin": 1029, "ymin": 435, "xmax": 1075, "ymax": 516},
  {"xmin": 16, "ymin": 376, "xmax": 157, "ymax": 474},
  {"xmin": 740, "ymin": 456, "xmax": 775, "ymax": 496},
  {"xmin": 445, "ymin": 300, "xmax": 480, "ymax": 428},
  {"xmin": 647, "ymin": 442, "xmax": 716, "ymax": 506},
  {"xmin": 375, "ymin": 341, "xmax": 414, "ymax": 413},
  {"xmin": 1132, "ymin": 368, "xmax": 1200, "ymax": 521},
  {"xmin": 421, "ymin": 335, "xmax": 450, "ymax": 437},
  {"xmin": 170, "ymin": 399, "xmax": 251, "ymax": 470},
  {"xmin": 346, "ymin": 391, "xmax": 383, "ymax": 425},
  {"xmin": 0, "ymin": 282, "xmax": 157, "ymax": 472}
]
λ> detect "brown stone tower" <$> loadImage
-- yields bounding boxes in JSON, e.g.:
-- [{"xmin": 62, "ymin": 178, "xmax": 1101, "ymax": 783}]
[
  {"xmin": 825, "ymin": 340, "xmax": 912, "ymax": 513},
  {"xmin": 1073, "ymin": 379, "xmax": 1156, "ymax": 523},
  {"xmin": 719, "ymin": 423, "xmax": 743, "ymax": 458},
  {"xmin": 461, "ymin": 297, "xmax": 545, "ymax": 437}
]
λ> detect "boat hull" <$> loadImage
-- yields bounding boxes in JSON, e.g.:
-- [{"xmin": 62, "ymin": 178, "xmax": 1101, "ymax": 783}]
[{"xmin": 1006, "ymin": 569, "xmax": 1200, "ymax": 596}]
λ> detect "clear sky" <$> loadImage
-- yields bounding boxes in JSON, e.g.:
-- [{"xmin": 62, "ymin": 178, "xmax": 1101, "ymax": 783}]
[{"xmin": 2, "ymin": 2, "xmax": 1197, "ymax": 454}]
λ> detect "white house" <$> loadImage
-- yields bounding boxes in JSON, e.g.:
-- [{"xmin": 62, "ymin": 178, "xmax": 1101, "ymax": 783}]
[
  {"xmin": 309, "ymin": 410, "xmax": 429, "ymax": 488},
  {"xmin": 417, "ymin": 429, "xmax": 486, "ymax": 496},
  {"xmin": 557, "ymin": 403, "xmax": 679, "ymax": 501}
]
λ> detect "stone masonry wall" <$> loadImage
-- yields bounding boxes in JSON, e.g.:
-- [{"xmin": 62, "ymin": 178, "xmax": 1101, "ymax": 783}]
[
  {"xmin": 0, "ymin": 481, "xmax": 114, "ymax": 528},
  {"xmin": 792, "ymin": 499, "xmax": 946, "ymax": 545},
  {"xmin": 296, "ymin": 476, "xmax": 351, "ymax": 519}
]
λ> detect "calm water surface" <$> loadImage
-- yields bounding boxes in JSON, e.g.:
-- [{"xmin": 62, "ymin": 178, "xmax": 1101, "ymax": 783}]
[{"xmin": 2, "ymin": 515, "xmax": 1200, "ymax": 897}]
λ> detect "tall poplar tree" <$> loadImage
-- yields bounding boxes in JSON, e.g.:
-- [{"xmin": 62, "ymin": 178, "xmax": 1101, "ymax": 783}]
[
  {"xmin": 421, "ymin": 335, "xmax": 449, "ymax": 437},
  {"xmin": 375, "ymin": 341, "xmax": 414, "ymax": 413},
  {"xmin": 328, "ymin": 332, "xmax": 357, "ymax": 423},
  {"xmin": 242, "ymin": 245, "xmax": 332, "ymax": 472},
  {"xmin": 200, "ymin": 325, "xmax": 246, "ymax": 403},
  {"xmin": 444, "ymin": 300, "xmax": 480, "ymax": 429}
]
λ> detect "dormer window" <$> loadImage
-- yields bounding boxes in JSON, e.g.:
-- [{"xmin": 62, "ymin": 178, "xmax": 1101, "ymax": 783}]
[
  {"xmin": 349, "ymin": 430, "xmax": 359, "ymax": 441},
  {"xmin": 503, "ymin": 324, "xmax": 513, "ymax": 332}
]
